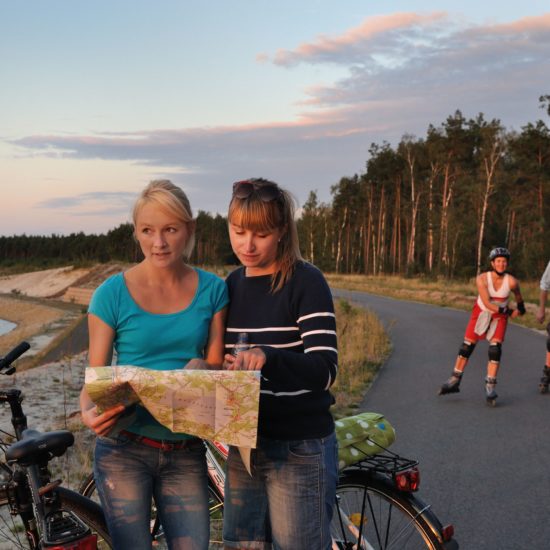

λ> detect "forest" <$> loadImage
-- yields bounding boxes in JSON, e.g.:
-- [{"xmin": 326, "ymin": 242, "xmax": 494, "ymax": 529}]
[{"xmin": 1, "ymin": 98, "xmax": 549, "ymax": 280}]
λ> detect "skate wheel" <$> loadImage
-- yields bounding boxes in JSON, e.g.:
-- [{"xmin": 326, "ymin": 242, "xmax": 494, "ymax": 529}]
[
  {"xmin": 486, "ymin": 398, "xmax": 497, "ymax": 407},
  {"xmin": 539, "ymin": 384, "xmax": 549, "ymax": 394}
]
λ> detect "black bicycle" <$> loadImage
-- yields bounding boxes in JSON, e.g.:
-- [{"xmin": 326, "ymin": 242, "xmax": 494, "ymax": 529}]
[
  {"xmin": 332, "ymin": 449, "xmax": 458, "ymax": 549},
  {"xmin": 80, "ymin": 420, "xmax": 458, "ymax": 549},
  {"xmin": 0, "ymin": 342, "xmax": 112, "ymax": 549}
]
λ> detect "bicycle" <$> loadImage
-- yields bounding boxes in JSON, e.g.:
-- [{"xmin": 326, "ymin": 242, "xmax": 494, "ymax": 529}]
[
  {"xmin": 0, "ymin": 342, "xmax": 112, "ymax": 549},
  {"xmin": 80, "ymin": 420, "xmax": 458, "ymax": 549},
  {"xmin": 332, "ymin": 448, "xmax": 457, "ymax": 549}
]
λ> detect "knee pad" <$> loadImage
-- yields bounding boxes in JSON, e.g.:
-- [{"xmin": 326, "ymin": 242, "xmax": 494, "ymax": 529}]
[
  {"xmin": 458, "ymin": 341, "xmax": 475, "ymax": 359},
  {"xmin": 488, "ymin": 343, "xmax": 502, "ymax": 363}
]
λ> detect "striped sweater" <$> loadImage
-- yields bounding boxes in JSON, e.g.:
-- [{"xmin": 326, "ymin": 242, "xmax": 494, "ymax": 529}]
[{"xmin": 224, "ymin": 261, "xmax": 337, "ymax": 440}]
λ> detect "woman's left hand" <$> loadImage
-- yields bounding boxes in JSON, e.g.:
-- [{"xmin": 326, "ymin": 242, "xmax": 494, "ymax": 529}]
[
  {"xmin": 185, "ymin": 358, "xmax": 212, "ymax": 370},
  {"xmin": 223, "ymin": 347, "xmax": 266, "ymax": 371}
]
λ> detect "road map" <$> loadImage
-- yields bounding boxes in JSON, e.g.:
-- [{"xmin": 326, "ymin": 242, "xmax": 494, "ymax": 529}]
[{"xmin": 85, "ymin": 366, "xmax": 260, "ymax": 448}]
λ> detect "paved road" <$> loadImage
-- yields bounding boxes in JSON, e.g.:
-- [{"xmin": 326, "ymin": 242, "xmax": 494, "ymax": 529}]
[{"xmin": 332, "ymin": 289, "xmax": 550, "ymax": 550}]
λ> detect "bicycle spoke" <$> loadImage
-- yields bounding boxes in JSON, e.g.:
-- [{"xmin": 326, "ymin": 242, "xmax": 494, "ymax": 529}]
[
  {"xmin": 332, "ymin": 474, "xmax": 440, "ymax": 550},
  {"xmin": 0, "ymin": 510, "xmax": 29, "ymax": 549}
]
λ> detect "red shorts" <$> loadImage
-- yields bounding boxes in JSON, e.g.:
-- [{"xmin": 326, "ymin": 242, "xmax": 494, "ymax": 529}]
[{"xmin": 464, "ymin": 302, "xmax": 508, "ymax": 343}]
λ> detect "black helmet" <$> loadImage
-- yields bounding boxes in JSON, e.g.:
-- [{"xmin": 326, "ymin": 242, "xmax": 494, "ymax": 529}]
[{"xmin": 488, "ymin": 247, "xmax": 510, "ymax": 262}]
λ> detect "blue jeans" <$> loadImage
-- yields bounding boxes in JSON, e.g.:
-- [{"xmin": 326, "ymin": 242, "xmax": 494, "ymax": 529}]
[
  {"xmin": 94, "ymin": 434, "xmax": 209, "ymax": 550},
  {"xmin": 223, "ymin": 432, "xmax": 338, "ymax": 549}
]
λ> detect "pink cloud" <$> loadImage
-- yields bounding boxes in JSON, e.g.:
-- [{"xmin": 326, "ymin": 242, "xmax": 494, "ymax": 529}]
[
  {"xmin": 273, "ymin": 12, "xmax": 449, "ymax": 66},
  {"xmin": 488, "ymin": 12, "xmax": 550, "ymax": 34}
]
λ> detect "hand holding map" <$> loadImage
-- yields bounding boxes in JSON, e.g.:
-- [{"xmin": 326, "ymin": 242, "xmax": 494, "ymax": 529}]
[{"xmin": 85, "ymin": 366, "xmax": 260, "ymax": 448}]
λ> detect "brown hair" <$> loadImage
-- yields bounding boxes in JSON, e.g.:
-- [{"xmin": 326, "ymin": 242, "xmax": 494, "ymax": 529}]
[
  {"xmin": 133, "ymin": 180, "xmax": 196, "ymax": 258},
  {"xmin": 228, "ymin": 179, "xmax": 302, "ymax": 292}
]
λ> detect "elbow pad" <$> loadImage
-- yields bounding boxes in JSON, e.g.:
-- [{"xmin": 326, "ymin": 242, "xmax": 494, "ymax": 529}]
[{"xmin": 517, "ymin": 301, "xmax": 526, "ymax": 315}]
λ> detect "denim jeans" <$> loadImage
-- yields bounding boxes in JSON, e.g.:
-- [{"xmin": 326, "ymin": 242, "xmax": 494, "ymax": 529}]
[
  {"xmin": 94, "ymin": 434, "xmax": 209, "ymax": 550},
  {"xmin": 223, "ymin": 432, "xmax": 338, "ymax": 549}
]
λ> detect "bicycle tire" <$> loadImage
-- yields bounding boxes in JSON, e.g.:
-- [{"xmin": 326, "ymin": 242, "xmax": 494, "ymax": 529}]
[
  {"xmin": 0, "ymin": 486, "xmax": 112, "ymax": 550},
  {"xmin": 79, "ymin": 472, "xmax": 225, "ymax": 549},
  {"xmin": 78, "ymin": 471, "xmax": 98, "ymax": 501},
  {"xmin": 332, "ymin": 470, "xmax": 445, "ymax": 550}
]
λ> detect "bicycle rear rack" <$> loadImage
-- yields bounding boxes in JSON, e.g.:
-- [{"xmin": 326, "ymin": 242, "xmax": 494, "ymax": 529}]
[
  {"xmin": 345, "ymin": 438, "xmax": 419, "ymax": 478},
  {"xmin": 44, "ymin": 508, "xmax": 94, "ymax": 545}
]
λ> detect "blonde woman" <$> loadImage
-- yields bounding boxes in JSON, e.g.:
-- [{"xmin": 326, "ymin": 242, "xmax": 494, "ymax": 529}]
[
  {"xmin": 80, "ymin": 180, "xmax": 228, "ymax": 550},
  {"xmin": 222, "ymin": 178, "xmax": 338, "ymax": 550}
]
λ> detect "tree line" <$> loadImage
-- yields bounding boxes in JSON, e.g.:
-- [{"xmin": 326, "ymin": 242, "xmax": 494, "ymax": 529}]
[
  {"xmin": 300, "ymin": 98, "xmax": 550, "ymax": 279},
  {"xmin": 1, "ymin": 98, "xmax": 549, "ymax": 280},
  {"xmin": 0, "ymin": 212, "xmax": 233, "ymax": 271}
]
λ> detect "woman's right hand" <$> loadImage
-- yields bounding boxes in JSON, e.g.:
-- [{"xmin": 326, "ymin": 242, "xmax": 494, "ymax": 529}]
[
  {"xmin": 223, "ymin": 347, "xmax": 266, "ymax": 371},
  {"xmin": 81, "ymin": 404, "xmax": 126, "ymax": 437}
]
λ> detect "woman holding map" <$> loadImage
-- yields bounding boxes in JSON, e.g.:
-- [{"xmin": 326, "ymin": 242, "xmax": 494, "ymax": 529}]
[
  {"xmin": 79, "ymin": 180, "xmax": 228, "ymax": 550},
  {"xmin": 222, "ymin": 178, "xmax": 339, "ymax": 550}
]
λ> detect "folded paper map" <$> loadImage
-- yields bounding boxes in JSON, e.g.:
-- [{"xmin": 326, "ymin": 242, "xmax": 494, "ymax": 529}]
[{"xmin": 85, "ymin": 366, "xmax": 260, "ymax": 448}]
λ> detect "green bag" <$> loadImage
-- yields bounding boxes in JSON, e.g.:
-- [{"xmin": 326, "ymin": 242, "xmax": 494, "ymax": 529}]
[{"xmin": 335, "ymin": 412, "xmax": 396, "ymax": 470}]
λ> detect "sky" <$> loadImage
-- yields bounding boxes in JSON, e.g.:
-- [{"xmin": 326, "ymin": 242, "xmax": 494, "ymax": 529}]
[{"xmin": 1, "ymin": 1, "xmax": 549, "ymax": 236}]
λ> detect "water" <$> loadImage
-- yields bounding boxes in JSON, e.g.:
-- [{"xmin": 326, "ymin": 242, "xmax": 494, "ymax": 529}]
[{"xmin": 0, "ymin": 319, "xmax": 16, "ymax": 336}]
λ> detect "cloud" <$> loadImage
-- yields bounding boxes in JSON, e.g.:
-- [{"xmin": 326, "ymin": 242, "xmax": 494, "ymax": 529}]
[
  {"xmin": 274, "ymin": 12, "xmax": 550, "ymax": 108},
  {"xmin": 276, "ymin": 11, "xmax": 550, "ymax": 143},
  {"xmin": 36, "ymin": 191, "xmax": 137, "ymax": 217},
  {"xmin": 271, "ymin": 12, "xmax": 452, "ymax": 67},
  {"xmin": 8, "ymin": 12, "xmax": 550, "ymax": 227},
  {"xmin": 11, "ymin": 121, "xmax": 369, "ymax": 222}
]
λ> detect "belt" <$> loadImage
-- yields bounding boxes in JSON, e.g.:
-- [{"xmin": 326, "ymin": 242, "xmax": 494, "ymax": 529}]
[{"xmin": 120, "ymin": 430, "xmax": 193, "ymax": 451}]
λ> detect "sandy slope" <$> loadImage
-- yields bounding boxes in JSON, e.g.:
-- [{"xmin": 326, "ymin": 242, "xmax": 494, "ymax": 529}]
[
  {"xmin": 0, "ymin": 266, "xmax": 94, "ymax": 297},
  {"xmin": 0, "ymin": 264, "xmax": 125, "ymax": 359},
  {"xmin": 0, "ymin": 296, "xmax": 80, "ymax": 355}
]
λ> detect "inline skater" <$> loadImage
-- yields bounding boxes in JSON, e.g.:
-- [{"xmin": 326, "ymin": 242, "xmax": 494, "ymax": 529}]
[
  {"xmin": 536, "ymin": 260, "xmax": 550, "ymax": 393},
  {"xmin": 438, "ymin": 247, "xmax": 525, "ymax": 405}
]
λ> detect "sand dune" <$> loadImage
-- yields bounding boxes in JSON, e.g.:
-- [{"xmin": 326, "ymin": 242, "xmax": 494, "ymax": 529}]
[
  {"xmin": 0, "ymin": 266, "xmax": 94, "ymax": 298},
  {"xmin": 0, "ymin": 264, "xmax": 123, "ymax": 361}
]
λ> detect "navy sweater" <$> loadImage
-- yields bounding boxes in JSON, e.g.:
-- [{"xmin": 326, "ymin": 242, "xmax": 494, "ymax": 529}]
[{"xmin": 224, "ymin": 261, "xmax": 337, "ymax": 440}]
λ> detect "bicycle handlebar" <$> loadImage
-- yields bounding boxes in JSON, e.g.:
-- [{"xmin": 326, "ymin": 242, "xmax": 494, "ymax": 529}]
[{"xmin": 0, "ymin": 341, "xmax": 30, "ymax": 373}]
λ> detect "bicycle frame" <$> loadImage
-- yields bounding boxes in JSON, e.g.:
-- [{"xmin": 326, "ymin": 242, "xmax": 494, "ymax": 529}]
[
  {"xmin": 205, "ymin": 440, "xmax": 228, "ymax": 500},
  {"xmin": 1, "ymin": 342, "xmax": 105, "ymax": 550}
]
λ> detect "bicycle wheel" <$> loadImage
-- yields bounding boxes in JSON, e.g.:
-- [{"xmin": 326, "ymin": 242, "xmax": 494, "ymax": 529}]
[
  {"xmin": 208, "ymin": 482, "xmax": 224, "ymax": 548},
  {"xmin": 0, "ymin": 486, "xmax": 112, "ymax": 550},
  {"xmin": 79, "ymin": 472, "xmax": 224, "ymax": 548},
  {"xmin": 332, "ymin": 470, "xmax": 444, "ymax": 550}
]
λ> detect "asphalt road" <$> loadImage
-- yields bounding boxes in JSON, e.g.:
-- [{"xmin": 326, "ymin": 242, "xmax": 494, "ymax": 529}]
[{"xmin": 332, "ymin": 289, "xmax": 550, "ymax": 550}]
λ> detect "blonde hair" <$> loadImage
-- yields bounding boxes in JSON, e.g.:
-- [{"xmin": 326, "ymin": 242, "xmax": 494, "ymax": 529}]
[
  {"xmin": 133, "ymin": 180, "xmax": 196, "ymax": 258},
  {"xmin": 228, "ymin": 179, "xmax": 302, "ymax": 292}
]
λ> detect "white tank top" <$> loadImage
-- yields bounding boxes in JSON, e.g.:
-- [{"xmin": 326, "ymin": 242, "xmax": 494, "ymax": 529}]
[{"xmin": 477, "ymin": 272, "xmax": 511, "ymax": 311}]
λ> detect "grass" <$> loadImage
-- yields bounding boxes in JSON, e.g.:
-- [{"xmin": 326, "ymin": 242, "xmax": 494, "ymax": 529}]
[
  {"xmin": 331, "ymin": 299, "xmax": 391, "ymax": 418},
  {"xmin": 326, "ymin": 273, "xmax": 545, "ymax": 331}
]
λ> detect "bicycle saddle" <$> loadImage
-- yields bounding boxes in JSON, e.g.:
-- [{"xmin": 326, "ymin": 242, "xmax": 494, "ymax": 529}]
[{"xmin": 6, "ymin": 429, "xmax": 74, "ymax": 466}]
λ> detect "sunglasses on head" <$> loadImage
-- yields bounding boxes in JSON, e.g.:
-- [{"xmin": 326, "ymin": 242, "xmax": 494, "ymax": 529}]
[{"xmin": 232, "ymin": 179, "xmax": 281, "ymax": 202}]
